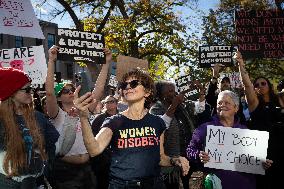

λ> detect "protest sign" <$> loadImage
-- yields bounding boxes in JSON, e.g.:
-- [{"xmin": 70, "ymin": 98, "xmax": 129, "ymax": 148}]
[
  {"xmin": 57, "ymin": 28, "xmax": 105, "ymax": 64},
  {"xmin": 235, "ymin": 9, "xmax": 284, "ymax": 59},
  {"xmin": 108, "ymin": 74, "xmax": 118, "ymax": 88},
  {"xmin": 0, "ymin": 0, "xmax": 44, "ymax": 39},
  {"xmin": 219, "ymin": 72, "xmax": 242, "ymax": 89},
  {"xmin": 175, "ymin": 75, "xmax": 199, "ymax": 102},
  {"xmin": 205, "ymin": 125, "xmax": 269, "ymax": 175},
  {"xmin": 116, "ymin": 55, "xmax": 148, "ymax": 81},
  {"xmin": 0, "ymin": 45, "xmax": 47, "ymax": 87},
  {"xmin": 199, "ymin": 46, "xmax": 234, "ymax": 67}
]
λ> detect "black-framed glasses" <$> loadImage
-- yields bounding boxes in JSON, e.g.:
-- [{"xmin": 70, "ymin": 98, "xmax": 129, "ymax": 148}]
[
  {"xmin": 120, "ymin": 80, "xmax": 141, "ymax": 90},
  {"xmin": 19, "ymin": 86, "xmax": 34, "ymax": 93},
  {"xmin": 254, "ymin": 82, "xmax": 267, "ymax": 88},
  {"xmin": 61, "ymin": 88, "xmax": 75, "ymax": 94}
]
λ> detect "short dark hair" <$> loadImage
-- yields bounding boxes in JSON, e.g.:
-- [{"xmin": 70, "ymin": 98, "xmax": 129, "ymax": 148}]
[
  {"xmin": 221, "ymin": 77, "xmax": 230, "ymax": 83},
  {"xmin": 121, "ymin": 68, "xmax": 155, "ymax": 109}
]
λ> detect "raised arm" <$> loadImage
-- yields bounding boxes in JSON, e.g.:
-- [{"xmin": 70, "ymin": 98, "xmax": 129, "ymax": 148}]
[
  {"xmin": 236, "ymin": 52, "xmax": 259, "ymax": 112},
  {"xmin": 88, "ymin": 48, "xmax": 112, "ymax": 113},
  {"xmin": 205, "ymin": 64, "xmax": 221, "ymax": 107},
  {"xmin": 45, "ymin": 45, "xmax": 60, "ymax": 118},
  {"xmin": 73, "ymin": 86, "xmax": 112, "ymax": 157}
]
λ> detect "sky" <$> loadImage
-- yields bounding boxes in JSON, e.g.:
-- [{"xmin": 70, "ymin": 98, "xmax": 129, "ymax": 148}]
[{"xmin": 31, "ymin": 0, "xmax": 220, "ymax": 28}]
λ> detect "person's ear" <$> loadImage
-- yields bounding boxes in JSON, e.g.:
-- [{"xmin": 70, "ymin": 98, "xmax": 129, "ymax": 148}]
[
  {"xmin": 234, "ymin": 105, "xmax": 239, "ymax": 113},
  {"xmin": 144, "ymin": 89, "xmax": 151, "ymax": 98}
]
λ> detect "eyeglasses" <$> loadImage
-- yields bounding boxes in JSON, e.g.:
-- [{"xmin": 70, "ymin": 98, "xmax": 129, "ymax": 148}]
[
  {"xmin": 104, "ymin": 100, "xmax": 117, "ymax": 104},
  {"xmin": 254, "ymin": 82, "xmax": 267, "ymax": 88},
  {"xmin": 61, "ymin": 88, "xmax": 75, "ymax": 94},
  {"xmin": 19, "ymin": 86, "xmax": 33, "ymax": 93},
  {"xmin": 120, "ymin": 80, "xmax": 141, "ymax": 90}
]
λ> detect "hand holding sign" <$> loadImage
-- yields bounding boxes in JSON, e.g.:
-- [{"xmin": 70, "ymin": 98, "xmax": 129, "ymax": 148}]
[
  {"xmin": 235, "ymin": 51, "xmax": 245, "ymax": 67},
  {"xmin": 48, "ymin": 45, "xmax": 60, "ymax": 63},
  {"xmin": 212, "ymin": 64, "xmax": 223, "ymax": 78},
  {"xmin": 199, "ymin": 151, "xmax": 210, "ymax": 164},
  {"xmin": 103, "ymin": 48, "xmax": 112, "ymax": 63},
  {"xmin": 262, "ymin": 159, "xmax": 273, "ymax": 170}
]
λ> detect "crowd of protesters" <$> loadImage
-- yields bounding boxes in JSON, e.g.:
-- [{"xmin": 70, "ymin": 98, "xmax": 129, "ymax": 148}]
[{"xmin": 0, "ymin": 45, "xmax": 283, "ymax": 189}]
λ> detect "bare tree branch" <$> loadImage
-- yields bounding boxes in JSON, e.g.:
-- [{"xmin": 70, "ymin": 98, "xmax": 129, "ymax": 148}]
[
  {"xmin": 56, "ymin": 0, "xmax": 83, "ymax": 29},
  {"xmin": 97, "ymin": 0, "xmax": 116, "ymax": 33}
]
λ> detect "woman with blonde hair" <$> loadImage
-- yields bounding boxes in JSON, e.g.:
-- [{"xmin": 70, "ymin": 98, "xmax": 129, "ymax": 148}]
[{"xmin": 0, "ymin": 67, "xmax": 59, "ymax": 189}]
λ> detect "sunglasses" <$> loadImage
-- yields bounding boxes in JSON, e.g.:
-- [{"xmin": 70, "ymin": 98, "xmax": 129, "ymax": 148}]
[
  {"xmin": 61, "ymin": 88, "xmax": 75, "ymax": 94},
  {"xmin": 104, "ymin": 100, "xmax": 117, "ymax": 104},
  {"xmin": 19, "ymin": 86, "xmax": 34, "ymax": 93},
  {"xmin": 254, "ymin": 82, "xmax": 267, "ymax": 88},
  {"xmin": 120, "ymin": 80, "xmax": 141, "ymax": 90}
]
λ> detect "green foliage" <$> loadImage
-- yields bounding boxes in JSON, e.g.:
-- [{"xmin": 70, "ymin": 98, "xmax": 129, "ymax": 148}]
[{"xmin": 61, "ymin": 0, "xmax": 200, "ymax": 79}]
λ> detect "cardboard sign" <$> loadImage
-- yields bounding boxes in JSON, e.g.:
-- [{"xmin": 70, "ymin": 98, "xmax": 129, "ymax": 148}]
[
  {"xmin": 235, "ymin": 9, "xmax": 284, "ymax": 59},
  {"xmin": 57, "ymin": 28, "xmax": 105, "ymax": 64},
  {"xmin": 219, "ymin": 72, "xmax": 242, "ymax": 89},
  {"xmin": 205, "ymin": 125, "xmax": 269, "ymax": 175},
  {"xmin": 175, "ymin": 75, "xmax": 199, "ymax": 102},
  {"xmin": 199, "ymin": 46, "xmax": 234, "ymax": 67},
  {"xmin": 0, "ymin": 45, "xmax": 47, "ymax": 87},
  {"xmin": 116, "ymin": 55, "xmax": 148, "ymax": 81},
  {"xmin": 0, "ymin": 0, "xmax": 44, "ymax": 39}
]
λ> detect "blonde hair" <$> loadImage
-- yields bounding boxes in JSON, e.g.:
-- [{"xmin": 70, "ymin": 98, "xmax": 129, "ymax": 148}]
[{"xmin": 0, "ymin": 98, "xmax": 46, "ymax": 176}]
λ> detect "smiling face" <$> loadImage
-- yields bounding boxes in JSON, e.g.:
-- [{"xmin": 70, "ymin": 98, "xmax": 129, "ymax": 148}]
[{"xmin": 217, "ymin": 94, "xmax": 238, "ymax": 120}]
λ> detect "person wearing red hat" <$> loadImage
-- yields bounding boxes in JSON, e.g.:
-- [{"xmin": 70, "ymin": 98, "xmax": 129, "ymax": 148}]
[
  {"xmin": 0, "ymin": 67, "xmax": 59, "ymax": 189},
  {"xmin": 45, "ymin": 45, "xmax": 112, "ymax": 189}
]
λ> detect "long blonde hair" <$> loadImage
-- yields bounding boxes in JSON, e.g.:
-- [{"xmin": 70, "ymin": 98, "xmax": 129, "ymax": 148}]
[{"xmin": 0, "ymin": 98, "xmax": 46, "ymax": 176}]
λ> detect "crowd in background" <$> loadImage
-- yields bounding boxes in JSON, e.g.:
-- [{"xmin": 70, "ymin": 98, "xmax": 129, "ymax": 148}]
[{"xmin": 0, "ymin": 46, "xmax": 283, "ymax": 189}]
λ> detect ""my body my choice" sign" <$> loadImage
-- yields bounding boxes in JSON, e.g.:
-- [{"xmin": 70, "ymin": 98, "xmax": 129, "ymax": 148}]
[{"xmin": 205, "ymin": 125, "xmax": 269, "ymax": 175}]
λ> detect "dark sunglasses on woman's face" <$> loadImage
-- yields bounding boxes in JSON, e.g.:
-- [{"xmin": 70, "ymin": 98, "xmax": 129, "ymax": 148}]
[
  {"xmin": 61, "ymin": 88, "xmax": 76, "ymax": 94},
  {"xmin": 120, "ymin": 80, "xmax": 141, "ymax": 90},
  {"xmin": 19, "ymin": 86, "xmax": 34, "ymax": 93},
  {"xmin": 254, "ymin": 82, "xmax": 267, "ymax": 88}
]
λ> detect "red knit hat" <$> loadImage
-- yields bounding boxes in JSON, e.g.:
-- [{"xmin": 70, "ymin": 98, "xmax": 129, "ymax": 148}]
[{"xmin": 0, "ymin": 67, "xmax": 31, "ymax": 101}]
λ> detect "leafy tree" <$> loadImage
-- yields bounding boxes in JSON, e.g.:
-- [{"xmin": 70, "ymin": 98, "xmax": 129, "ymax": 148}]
[{"xmin": 42, "ymin": 0, "xmax": 201, "ymax": 80}]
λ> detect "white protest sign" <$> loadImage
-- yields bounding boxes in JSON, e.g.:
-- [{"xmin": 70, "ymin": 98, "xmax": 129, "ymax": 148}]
[
  {"xmin": 219, "ymin": 72, "xmax": 242, "ymax": 89},
  {"xmin": 0, "ymin": 0, "xmax": 44, "ymax": 39},
  {"xmin": 205, "ymin": 125, "xmax": 269, "ymax": 175},
  {"xmin": 0, "ymin": 45, "xmax": 47, "ymax": 87},
  {"xmin": 108, "ymin": 74, "xmax": 118, "ymax": 88}
]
